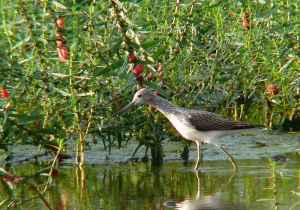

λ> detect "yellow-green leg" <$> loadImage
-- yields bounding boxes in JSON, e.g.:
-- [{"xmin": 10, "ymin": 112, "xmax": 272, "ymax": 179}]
[
  {"xmin": 218, "ymin": 145, "xmax": 238, "ymax": 171},
  {"xmin": 194, "ymin": 141, "xmax": 203, "ymax": 170}
]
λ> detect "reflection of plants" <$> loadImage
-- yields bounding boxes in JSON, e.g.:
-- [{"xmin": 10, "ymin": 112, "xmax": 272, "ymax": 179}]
[
  {"xmin": 0, "ymin": 164, "xmax": 62, "ymax": 209},
  {"xmin": 268, "ymin": 160, "xmax": 279, "ymax": 210},
  {"xmin": 1, "ymin": 0, "xmax": 300, "ymax": 170},
  {"xmin": 290, "ymin": 170, "xmax": 300, "ymax": 209},
  {"xmin": 2, "ymin": 160, "xmax": 300, "ymax": 209}
]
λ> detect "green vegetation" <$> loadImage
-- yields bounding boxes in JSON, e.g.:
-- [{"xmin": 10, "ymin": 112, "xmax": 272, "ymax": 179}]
[{"xmin": 1, "ymin": 0, "xmax": 300, "ymax": 166}]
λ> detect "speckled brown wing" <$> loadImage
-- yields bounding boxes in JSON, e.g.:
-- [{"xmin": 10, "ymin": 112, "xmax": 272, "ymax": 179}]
[{"xmin": 186, "ymin": 110, "xmax": 255, "ymax": 131}]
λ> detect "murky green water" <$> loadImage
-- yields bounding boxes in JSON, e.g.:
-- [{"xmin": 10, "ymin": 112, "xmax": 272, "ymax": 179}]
[
  {"xmin": 1, "ymin": 131, "xmax": 300, "ymax": 209},
  {"xmin": 1, "ymin": 156, "xmax": 300, "ymax": 210}
]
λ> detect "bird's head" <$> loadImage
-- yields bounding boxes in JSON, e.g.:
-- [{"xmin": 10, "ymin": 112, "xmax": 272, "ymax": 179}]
[
  {"xmin": 118, "ymin": 88, "xmax": 155, "ymax": 114},
  {"xmin": 131, "ymin": 88, "xmax": 155, "ymax": 105}
]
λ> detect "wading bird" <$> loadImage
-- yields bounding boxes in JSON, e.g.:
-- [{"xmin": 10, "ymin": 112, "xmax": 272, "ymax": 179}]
[{"xmin": 119, "ymin": 88, "xmax": 257, "ymax": 170}]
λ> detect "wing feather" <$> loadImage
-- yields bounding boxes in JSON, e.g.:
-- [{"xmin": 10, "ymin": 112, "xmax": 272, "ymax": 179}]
[{"xmin": 186, "ymin": 110, "xmax": 255, "ymax": 131}]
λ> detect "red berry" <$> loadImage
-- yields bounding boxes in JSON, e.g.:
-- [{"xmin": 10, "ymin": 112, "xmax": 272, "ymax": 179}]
[
  {"xmin": 133, "ymin": 64, "xmax": 144, "ymax": 76},
  {"xmin": 2, "ymin": 175, "xmax": 23, "ymax": 185},
  {"xmin": 56, "ymin": 39, "xmax": 64, "ymax": 48},
  {"xmin": 266, "ymin": 84, "xmax": 279, "ymax": 96},
  {"xmin": 50, "ymin": 169, "xmax": 59, "ymax": 177},
  {"xmin": 242, "ymin": 12, "xmax": 250, "ymax": 30},
  {"xmin": 128, "ymin": 53, "xmax": 138, "ymax": 63},
  {"xmin": 155, "ymin": 91, "xmax": 160, "ymax": 96},
  {"xmin": 174, "ymin": 47, "xmax": 180, "ymax": 54},
  {"xmin": 57, "ymin": 46, "xmax": 69, "ymax": 62},
  {"xmin": 56, "ymin": 17, "xmax": 65, "ymax": 29},
  {"xmin": 1, "ymin": 88, "xmax": 10, "ymax": 99}
]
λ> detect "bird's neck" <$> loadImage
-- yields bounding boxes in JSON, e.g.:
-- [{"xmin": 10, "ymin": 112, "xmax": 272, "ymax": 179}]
[{"xmin": 147, "ymin": 96, "xmax": 177, "ymax": 115}]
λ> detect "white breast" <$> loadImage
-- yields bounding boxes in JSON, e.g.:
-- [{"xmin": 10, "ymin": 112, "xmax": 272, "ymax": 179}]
[
  {"xmin": 167, "ymin": 114, "xmax": 227, "ymax": 144},
  {"xmin": 167, "ymin": 114, "xmax": 201, "ymax": 141}
]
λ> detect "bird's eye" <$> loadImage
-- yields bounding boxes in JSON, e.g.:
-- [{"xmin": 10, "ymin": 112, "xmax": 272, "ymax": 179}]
[{"xmin": 137, "ymin": 94, "xmax": 142, "ymax": 98}]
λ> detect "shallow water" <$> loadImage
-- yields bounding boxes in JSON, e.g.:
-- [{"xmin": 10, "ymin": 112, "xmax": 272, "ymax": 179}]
[
  {"xmin": 2, "ymin": 156, "xmax": 300, "ymax": 210},
  {"xmin": 1, "ymin": 131, "xmax": 300, "ymax": 209}
]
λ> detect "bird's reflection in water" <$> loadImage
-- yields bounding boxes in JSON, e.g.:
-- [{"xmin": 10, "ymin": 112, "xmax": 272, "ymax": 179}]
[{"xmin": 164, "ymin": 171, "xmax": 247, "ymax": 210}]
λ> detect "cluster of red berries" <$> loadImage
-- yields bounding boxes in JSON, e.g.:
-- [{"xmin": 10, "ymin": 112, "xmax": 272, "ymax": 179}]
[
  {"xmin": 128, "ymin": 53, "xmax": 143, "ymax": 76},
  {"xmin": 0, "ymin": 87, "xmax": 10, "ymax": 99},
  {"xmin": 128, "ymin": 52, "xmax": 144, "ymax": 85},
  {"xmin": 1, "ymin": 172, "xmax": 23, "ymax": 187},
  {"xmin": 55, "ymin": 17, "xmax": 69, "ymax": 63},
  {"xmin": 266, "ymin": 84, "xmax": 279, "ymax": 97},
  {"xmin": 128, "ymin": 52, "xmax": 164, "ymax": 87},
  {"xmin": 242, "ymin": 12, "xmax": 251, "ymax": 31}
]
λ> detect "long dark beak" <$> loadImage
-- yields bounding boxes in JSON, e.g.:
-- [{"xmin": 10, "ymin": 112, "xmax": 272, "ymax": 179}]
[{"xmin": 117, "ymin": 101, "xmax": 135, "ymax": 115}]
